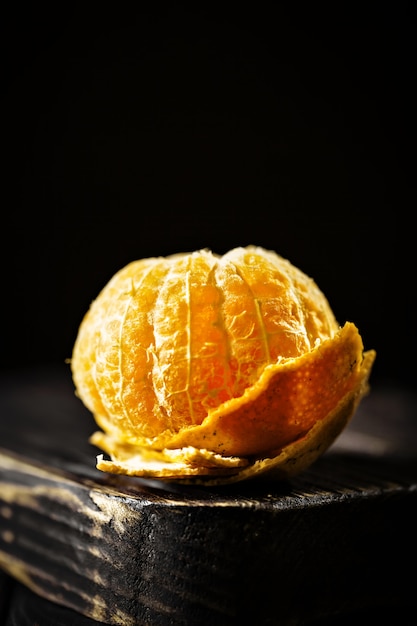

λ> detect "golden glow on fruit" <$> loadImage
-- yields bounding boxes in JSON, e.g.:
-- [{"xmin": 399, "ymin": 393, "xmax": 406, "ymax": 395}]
[{"xmin": 71, "ymin": 246, "xmax": 375, "ymax": 484}]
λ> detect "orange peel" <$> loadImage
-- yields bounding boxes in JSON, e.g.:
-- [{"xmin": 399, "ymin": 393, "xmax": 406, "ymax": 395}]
[{"xmin": 71, "ymin": 246, "xmax": 376, "ymax": 484}]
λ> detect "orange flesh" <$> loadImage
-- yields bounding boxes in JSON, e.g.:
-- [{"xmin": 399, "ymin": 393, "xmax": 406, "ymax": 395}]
[{"xmin": 71, "ymin": 246, "xmax": 375, "ymax": 477}]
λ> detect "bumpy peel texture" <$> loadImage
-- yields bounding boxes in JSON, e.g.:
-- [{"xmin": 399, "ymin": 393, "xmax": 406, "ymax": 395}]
[{"xmin": 71, "ymin": 246, "xmax": 376, "ymax": 484}]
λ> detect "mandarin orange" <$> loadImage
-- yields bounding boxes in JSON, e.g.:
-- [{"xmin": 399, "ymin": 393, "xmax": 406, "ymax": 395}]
[{"xmin": 71, "ymin": 246, "xmax": 375, "ymax": 484}]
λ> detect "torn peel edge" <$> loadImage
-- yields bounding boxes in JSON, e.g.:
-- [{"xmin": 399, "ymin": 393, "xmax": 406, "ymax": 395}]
[
  {"xmin": 90, "ymin": 348, "xmax": 375, "ymax": 484},
  {"xmin": 95, "ymin": 455, "xmax": 246, "ymax": 478},
  {"xmin": 193, "ymin": 347, "xmax": 376, "ymax": 485},
  {"xmin": 90, "ymin": 431, "xmax": 250, "ymax": 478}
]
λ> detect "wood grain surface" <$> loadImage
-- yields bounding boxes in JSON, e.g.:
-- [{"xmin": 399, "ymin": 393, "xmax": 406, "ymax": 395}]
[{"xmin": 0, "ymin": 366, "xmax": 416, "ymax": 625}]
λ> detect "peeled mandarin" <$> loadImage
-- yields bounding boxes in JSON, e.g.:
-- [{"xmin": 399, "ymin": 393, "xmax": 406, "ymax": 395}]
[{"xmin": 71, "ymin": 246, "xmax": 376, "ymax": 484}]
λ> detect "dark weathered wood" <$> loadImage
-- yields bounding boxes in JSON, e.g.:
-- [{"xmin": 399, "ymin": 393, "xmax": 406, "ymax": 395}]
[{"xmin": 0, "ymin": 366, "xmax": 416, "ymax": 625}]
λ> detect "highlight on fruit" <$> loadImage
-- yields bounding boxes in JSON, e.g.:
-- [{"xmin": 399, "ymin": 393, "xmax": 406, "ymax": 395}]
[{"xmin": 70, "ymin": 246, "xmax": 376, "ymax": 485}]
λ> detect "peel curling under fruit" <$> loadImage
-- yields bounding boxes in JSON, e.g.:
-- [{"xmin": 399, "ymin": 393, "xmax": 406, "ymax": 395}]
[{"xmin": 71, "ymin": 246, "xmax": 376, "ymax": 485}]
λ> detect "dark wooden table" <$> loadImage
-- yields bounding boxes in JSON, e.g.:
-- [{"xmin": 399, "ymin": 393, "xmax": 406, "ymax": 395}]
[{"xmin": 0, "ymin": 365, "xmax": 416, "ymax": 625}]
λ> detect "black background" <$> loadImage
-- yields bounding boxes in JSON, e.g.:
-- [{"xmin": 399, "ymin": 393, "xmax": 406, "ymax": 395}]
[{"xmin": 1, "ymin": 4, "xmax": 415, "ymax": 389}]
